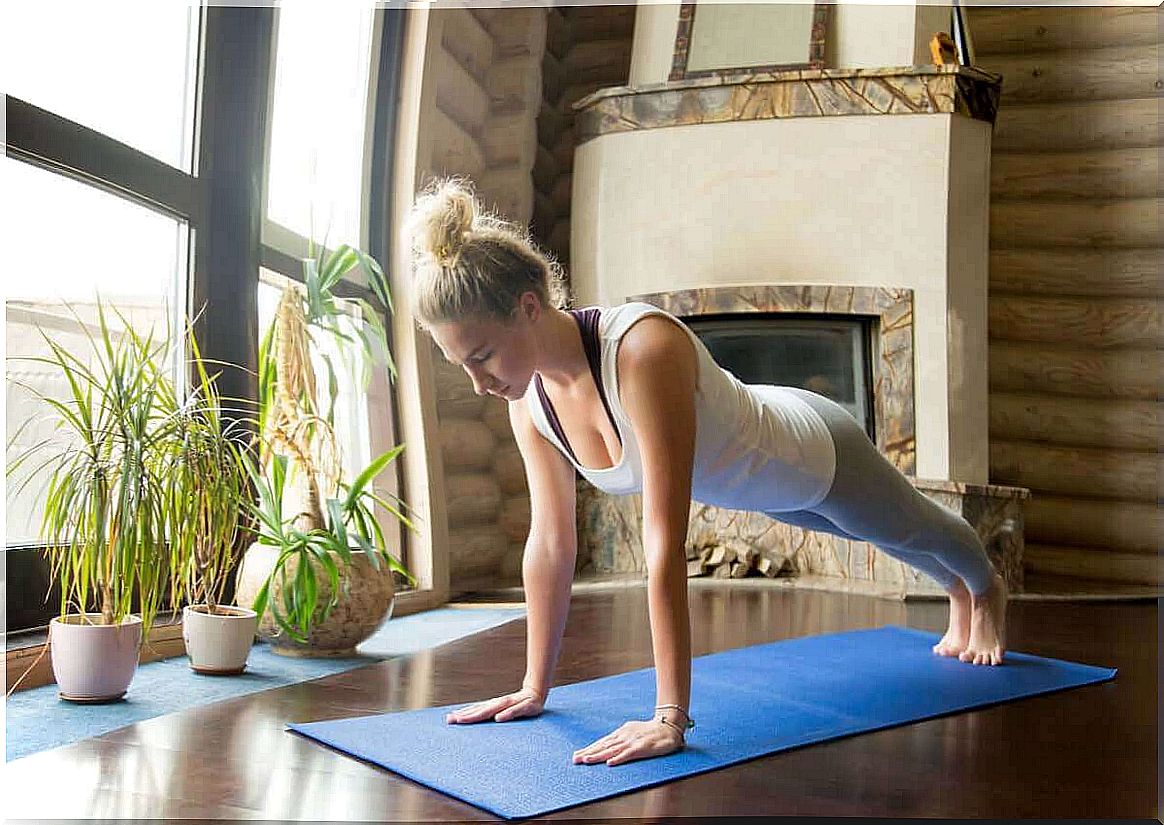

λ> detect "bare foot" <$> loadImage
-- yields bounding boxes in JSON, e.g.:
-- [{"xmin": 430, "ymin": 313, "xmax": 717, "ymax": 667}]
[
  {"xmin": 959, "ymin": 571, "xmax": 1008, "ymax": 666},
  {"xmin": 932, "ymin": 580, "xmax": 971, "ymax": 658}
]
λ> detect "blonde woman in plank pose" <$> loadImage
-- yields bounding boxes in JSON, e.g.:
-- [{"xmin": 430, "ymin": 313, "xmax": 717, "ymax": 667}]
[{"xmin": 405, "ymin": 178, "xmax": 1008, "ymax": 768}]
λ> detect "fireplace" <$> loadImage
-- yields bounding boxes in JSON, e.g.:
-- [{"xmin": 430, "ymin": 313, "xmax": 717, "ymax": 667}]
[
  {"xmin": 686, "ymin": 313, "xmax": 876, "ymax": 439},
  {"xmin": 573, "ymin": 284, "xmax": 1028, "ymax": 598}
]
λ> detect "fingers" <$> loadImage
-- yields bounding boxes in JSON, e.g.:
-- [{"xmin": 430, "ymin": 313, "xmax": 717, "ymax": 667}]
[
  {"xmin": 446, "ymin": 691, "xmax": 542, "ymax": 724},
  {"xmin": 445, "ymin": 696, "xmax": 510, "ymax": 724},
  {"xmin": 494, "ymin": 697, "xmax": 539, "ymax": 722}
]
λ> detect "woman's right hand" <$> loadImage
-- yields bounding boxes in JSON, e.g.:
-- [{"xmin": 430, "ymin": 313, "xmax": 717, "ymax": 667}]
[{"xmin": 444, "ymin": 685, "xmax": 545, "ymax": 724}]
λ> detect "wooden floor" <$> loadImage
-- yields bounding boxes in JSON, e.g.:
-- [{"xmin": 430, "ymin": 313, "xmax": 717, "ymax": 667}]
[{"xmin": 4, "ymin": 584, "xmax": 1158, "ymax": 820}]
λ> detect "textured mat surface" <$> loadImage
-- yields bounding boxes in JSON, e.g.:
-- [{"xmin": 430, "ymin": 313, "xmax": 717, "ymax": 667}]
[
  {"xmin": 290, "ymin": 625, "xmax": 1117, "ymax": 820},
  {"xmin": 6, "ymin": 606, "xmax": 525, "ymax": 761}
]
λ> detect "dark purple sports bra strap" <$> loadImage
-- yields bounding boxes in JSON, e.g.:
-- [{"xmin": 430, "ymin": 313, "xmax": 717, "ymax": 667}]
[{"xmin": 534, "ymin": 308, "xmax": 621, "ymax": 464}]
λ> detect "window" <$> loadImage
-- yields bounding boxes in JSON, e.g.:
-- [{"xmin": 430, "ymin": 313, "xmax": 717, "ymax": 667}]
[
  {"xmin": 265, "ymin": 5, "xmax": 376, "ymax": 251},
  {"xmin": 2, "ymin": 4, "xmax": 200, "ymax": 171},
  {"xmin": 5, "ymin": 7, "xmax": 411, "ymax": 633},
  {"xmin": 260, "ymin": 6, "xmax": 405, "ymax": 581},
  {"xmin": 4, "ymin": 157, "xmax": 188, "ymax": 545},
  {"xmin": 4, "ymin": 8, "xmax": 201, "ymax": 632}
]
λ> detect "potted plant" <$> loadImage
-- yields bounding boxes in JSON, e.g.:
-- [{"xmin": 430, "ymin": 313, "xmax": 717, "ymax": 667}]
[
  {"xmin": 164, "ymin": 329, "xmax": 259, "ymax": 674},
  {"xmin": 6, "ymin": 301, "xmax": 176, "ymax": 701},
  {"xmin": 233, "ymin": 241, "xmax": 417, "ymax": 656}
]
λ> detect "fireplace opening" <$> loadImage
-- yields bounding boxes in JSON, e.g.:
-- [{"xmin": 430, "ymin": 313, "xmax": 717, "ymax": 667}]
[{"xmin": 684, "ymin": 313, "xmax": 876, "ymax": 439}]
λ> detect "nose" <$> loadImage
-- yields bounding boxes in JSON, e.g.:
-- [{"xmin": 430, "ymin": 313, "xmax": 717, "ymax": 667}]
[{"xmin": 464, "ymin": 364, "xmax": 492, "ymax": 396}]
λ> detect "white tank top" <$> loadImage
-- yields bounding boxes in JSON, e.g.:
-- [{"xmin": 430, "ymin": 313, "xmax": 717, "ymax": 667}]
[{"xmin": 525, "ymin": 302, "xmax": 837, "ymax": 512}]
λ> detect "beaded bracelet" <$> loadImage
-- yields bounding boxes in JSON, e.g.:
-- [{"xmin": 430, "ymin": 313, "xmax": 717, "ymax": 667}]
[{"xmin": 654, "ymin": 703, "xmax": 696, "ymax": 733}]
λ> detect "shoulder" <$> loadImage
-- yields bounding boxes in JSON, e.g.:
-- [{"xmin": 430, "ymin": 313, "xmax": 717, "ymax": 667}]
[
  {"xmin": 616, "ymin": 311, "xmax": 695, "ymax": 373},
  {"xmin": 615, "ymin": 312, "xmax": 698, "ymax": 410}
]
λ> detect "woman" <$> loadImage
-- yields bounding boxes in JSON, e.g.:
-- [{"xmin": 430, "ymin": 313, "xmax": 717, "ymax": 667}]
[{"xmin": 406, "ymin": 178, "xmax": 1007, "ymax": 768}]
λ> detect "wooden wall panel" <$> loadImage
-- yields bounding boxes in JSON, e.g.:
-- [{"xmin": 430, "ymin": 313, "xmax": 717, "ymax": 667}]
[
  {"xmin": 988, "ymin": 295, "xmax": 1160, "ymax": 349},
  {"xmin": 975, "ymin": 0, "xmax": 1162, "ymax": 586},
  {"xmin": 992, "ymin": 98, "xmax": 1160, "ymax": 153},
  {"xmin": 990, "ymin": 392, "xmax": 1159, "ymax": 451},
  {"xmin": 977, "ymin": 43, "xmax": 1160, "ymax": 104},
  {"xmin": 989, "ymin": 342, "xmax": 1161, "ymax": 400},
  {"xmin": 988, "ymin": 248, "xmax": 1162, "ymax": 298},
  {"xmin": 990, "ymin": 147, "xmax": 1160, "ymax": 201},
  {"xmin": 972, "ymin": 7, "xmax": 1160, "ymax": 56}
]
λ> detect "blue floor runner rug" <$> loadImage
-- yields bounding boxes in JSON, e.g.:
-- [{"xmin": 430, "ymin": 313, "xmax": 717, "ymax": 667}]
[
  {"xmin": 7, "ymin": 606, "xmax": 525, "ymax": 761},
  {"xmin": 289, "ymin": 625, "xmax": 1117, "ymax": 820}
]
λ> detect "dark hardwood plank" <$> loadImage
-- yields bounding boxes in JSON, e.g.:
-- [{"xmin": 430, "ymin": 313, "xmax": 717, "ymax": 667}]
[{"xmin": 4, "ymin": 586, "xmax": 1156, "ymax": 820}]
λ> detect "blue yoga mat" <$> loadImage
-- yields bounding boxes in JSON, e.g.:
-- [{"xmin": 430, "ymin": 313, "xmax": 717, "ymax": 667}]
[{"xmin": 289, "ymin": 625, "xmax": 1117, "ymax": 820}]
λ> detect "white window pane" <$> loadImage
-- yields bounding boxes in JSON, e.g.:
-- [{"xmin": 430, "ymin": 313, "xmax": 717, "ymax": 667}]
[
  {"xmin": 5, "ymin": 160, "xmax": 187, "ymax": 545},
  {"xmin": 265, "ymin": 5, "xmax": 374, "ymax": 249},
  {"xmin": 2, "ymin": 4, "xmax": 199, "ymax": 171}
]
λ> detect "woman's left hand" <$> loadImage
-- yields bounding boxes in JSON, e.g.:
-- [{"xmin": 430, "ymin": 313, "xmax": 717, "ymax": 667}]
[{"xmin": 572, "ymin": 719, "xmax": 684, "ymax": 767}]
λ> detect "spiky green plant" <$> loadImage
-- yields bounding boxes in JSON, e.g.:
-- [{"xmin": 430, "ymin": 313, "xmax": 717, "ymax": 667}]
[
  {"xmin": 162, "ymin": 328, "xmax": 255, "ymax": 615},
  {"xmin": 6, "ymin": 300, "xmax": 177, "ymax": 637}
]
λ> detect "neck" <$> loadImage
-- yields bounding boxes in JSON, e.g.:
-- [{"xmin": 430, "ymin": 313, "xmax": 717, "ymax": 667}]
[{"xmin": 533, "ymin": 307, "xmax": 589, "ymax": 386}]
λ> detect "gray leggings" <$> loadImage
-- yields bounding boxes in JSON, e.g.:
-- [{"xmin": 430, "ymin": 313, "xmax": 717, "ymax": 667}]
[{"xmin": 765, "ymin": 388, "xmax": 995, "ymax": 596}]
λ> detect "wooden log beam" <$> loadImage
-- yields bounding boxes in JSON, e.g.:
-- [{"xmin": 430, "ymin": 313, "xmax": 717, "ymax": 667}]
[
  {"xmin": 989, "ymin": 248, "xmax": 1163, "ymax": 299},
  {"xmin": 990, "ymin": 198, "xmax": 1160, "ymax": 249},
  {"xmin": 448, "ymin": 525, "xmax": 509, "ymax": 580},
  {"xmin": 989, "ymin": 341, "xmax": 1162, "ymax": 401},
  {"xmin": 1025, "ymin": 494, "xmax": 1162, "ymax": 555},
  {"xmin": 446, "ymin": 472, "xmax": 503, "ymax": 528},
  {"xmin": 441, "ymin": 419, "xmax": 497, "ymax": 472},
  {"xmin": 993, "ymin": 98, "xmax": 1160, "ymax": 153},
  {"xmin": 991, "ymin": 147, "xmax": 1160, "ymax": 201},
  {"xmin": 968, "ymin": 7, "xmax": 1160, "ymax": 56},
  {"xmin": 1024, "ymin": 543, "xmax": 1161, "ymax": 586},
  {"xmin": 990, "ymin": 392, "xmax": 1160, "ymax": 451},
  {"xmin": 990, "ymin": 439, "xmax": 1158, "ymax": 502},
  {"xmin": 493, "ymin": 446, "xmax": 528, "ymax": 495},
  {"xmin": 980, "ymin": 43, "xmax": 1160, "ymax": 104},
  {"xmin": 988, "ymin": 294, "xmax": 1161, "ymax": 349}
]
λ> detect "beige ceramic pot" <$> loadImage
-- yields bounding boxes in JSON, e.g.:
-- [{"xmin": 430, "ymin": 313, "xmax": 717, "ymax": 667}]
[
  {"xmin": 49, "ymin": 614, "xmax": 142, "ymax": 702},
  {"xmin": 234, "ymin": 542, "xmax": 395, "ymax": 657},
  {"xmin": 182, "ymin": 605, "xmax": 259, "ymax": 675}
]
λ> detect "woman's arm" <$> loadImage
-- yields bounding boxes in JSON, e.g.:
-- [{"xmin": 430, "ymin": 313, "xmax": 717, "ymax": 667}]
[
  {"xmin": 509, "ymin": 397, "xmax": 578, "ymax": 699},
  {"xmin": 617, "ymin": 316, "xmax": 698, "ymax": 721},
  {"xmin": 446, "ymin": 398, "xmax": 577, "ymax": 724},
  {"xmin": 571, "ymin": 316, "xmax": 699, "ymax": 766}
]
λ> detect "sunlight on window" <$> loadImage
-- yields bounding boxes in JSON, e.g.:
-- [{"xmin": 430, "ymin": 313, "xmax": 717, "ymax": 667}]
[
  {"xmin": 1, "ymin": 4, "xmax": 198, "ymax": 170},
  {"xmin": 258, "ymin": 271, "xmax": 373, "ymax": 483},
  {"xmin": 266, "ymin": 5, "xmax": 375, "ymax": 249},
  {"xmin": 4, "ymin": 159, "xmax": 187, "ymax": 545}
]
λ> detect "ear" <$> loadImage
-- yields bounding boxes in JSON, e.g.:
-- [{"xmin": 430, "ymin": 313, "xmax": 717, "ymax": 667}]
[{"xmin": 517, "ymin": 290, "xmax": 542, "ymax": 323}]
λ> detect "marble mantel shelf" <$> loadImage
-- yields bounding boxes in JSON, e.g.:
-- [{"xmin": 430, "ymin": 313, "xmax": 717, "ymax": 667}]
[{"xmin": 573, "ymin": 64, "xmax": 1002, "ymax": 144}]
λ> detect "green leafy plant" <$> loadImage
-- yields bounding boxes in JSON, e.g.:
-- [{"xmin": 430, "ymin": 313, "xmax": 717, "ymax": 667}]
[
  {"xmin": 6, "ymin": 300, "xmax": 178, "ymax": 638},
  {"xmin": 162, "ymin": 328, "xmax": 255, "ymax": 614},
  {"xmin": 244, "ymin": 450, "xmax": 414, "ymax": 642},
  {"xmin": 248, "ymin": 241, "xmax": 416, "ymax": 641}
]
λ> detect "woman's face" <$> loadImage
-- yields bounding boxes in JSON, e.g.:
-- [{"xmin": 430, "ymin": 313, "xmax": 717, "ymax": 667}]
[{"xmin": 429, "ymin": 306, "xmax": 538, "ymax": 402}]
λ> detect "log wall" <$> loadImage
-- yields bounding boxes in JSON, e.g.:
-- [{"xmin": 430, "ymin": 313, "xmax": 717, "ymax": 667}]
[
  {"xmin": 420, "ymin": 7, "xmax": 547, "ymax": 593},
  {"xmin": 970, "ymin": 7, "xmax": 1162, "ymax": 585}
]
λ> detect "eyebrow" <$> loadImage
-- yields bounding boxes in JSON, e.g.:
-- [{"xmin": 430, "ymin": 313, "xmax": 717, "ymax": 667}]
[{"xmin": 447, "ymin": 344, "xmax": 487, "ymax": 366}]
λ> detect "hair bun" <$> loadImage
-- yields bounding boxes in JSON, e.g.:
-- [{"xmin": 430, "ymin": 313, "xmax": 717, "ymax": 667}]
[{"xmin": 408, "ymin": 177, "xmax": 478, "ymax": 268}]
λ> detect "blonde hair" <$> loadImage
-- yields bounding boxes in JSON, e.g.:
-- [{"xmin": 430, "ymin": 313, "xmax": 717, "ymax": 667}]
[{"xmin": 405, "ymin": 176, "xmax": 567, "ymax": 327}]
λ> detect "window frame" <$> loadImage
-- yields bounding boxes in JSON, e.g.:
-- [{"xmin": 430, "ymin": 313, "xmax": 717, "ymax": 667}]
[{"xmin": 5, "ymin": 6, "xmax": 423, "ymax": 635}]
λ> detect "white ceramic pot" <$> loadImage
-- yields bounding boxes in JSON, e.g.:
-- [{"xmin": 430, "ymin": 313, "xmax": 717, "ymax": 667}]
[
  {"xmin": 182, "ymin": 605, "xmax": 259, "ymax": 675},
  {"xmin": 49, "ymin": 614, "xmax": 142, "ymax": 703},
  {"xmin": 234, "ymin": 541, "xmax": 395, "ymax": 657}
]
